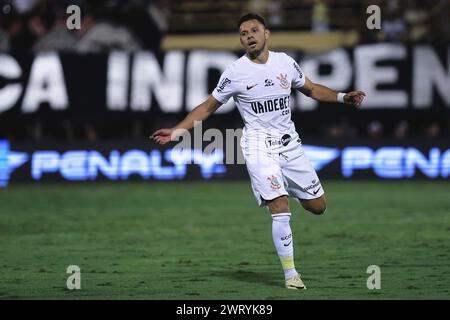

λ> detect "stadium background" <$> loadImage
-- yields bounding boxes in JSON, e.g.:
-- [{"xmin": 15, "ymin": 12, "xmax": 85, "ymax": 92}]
[{"xmin": 0, "ymin": 0, "xmax": 449, "ymax": 300}]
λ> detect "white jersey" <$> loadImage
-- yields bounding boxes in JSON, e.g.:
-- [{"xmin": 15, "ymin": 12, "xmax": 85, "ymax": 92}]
[{"xmin": 212, "ymin": 51, "xmax": 306, "ymax": 153}]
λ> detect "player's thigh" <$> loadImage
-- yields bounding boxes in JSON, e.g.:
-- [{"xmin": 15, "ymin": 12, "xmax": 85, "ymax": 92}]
[
  {"xmin": 244, "ymin": 149, "xmax": 289, "ymax": 207},
  {"xmin": 281, "ymin": 147, "xmax": 325, "ymax": 201}
]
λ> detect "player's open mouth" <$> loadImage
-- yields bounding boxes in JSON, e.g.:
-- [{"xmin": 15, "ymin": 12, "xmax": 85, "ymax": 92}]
[{"xmin": 248, "ymin": 41, "xmax": 257, "ymax": 48}]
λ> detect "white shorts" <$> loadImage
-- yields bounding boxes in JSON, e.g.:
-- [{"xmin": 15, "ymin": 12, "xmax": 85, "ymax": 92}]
[{"xmin": 243, "ymin": 144, "xmax": 324, "ymax": 207}]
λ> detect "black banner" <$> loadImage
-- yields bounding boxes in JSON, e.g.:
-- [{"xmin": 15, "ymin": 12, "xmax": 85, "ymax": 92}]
[{"xmin": 1, "ymin": 44, "xmax": 449, "ymax": 119}]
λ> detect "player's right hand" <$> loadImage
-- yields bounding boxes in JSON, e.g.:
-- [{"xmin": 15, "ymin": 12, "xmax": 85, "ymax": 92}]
[
  {"xmin": 150, "ymin": 128, "xmax": 174, "ymax": 145},
  {"xmin": 344, "ymin": 91, "xmax": 366, "ymax": 107}
]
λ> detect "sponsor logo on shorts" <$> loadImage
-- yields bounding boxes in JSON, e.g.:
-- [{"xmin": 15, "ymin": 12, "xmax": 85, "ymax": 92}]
[
  {"xmin": 281, "ymin": 134, "xmax": 292, "ymax": 146},
  {"xmin": 265, "ymin": 134, "xmax": 292, "ymax": 148},
  {"xmin": 304, "ymin": 179, "xmax": 321, "ymax": 192},
  {"xmin": 267, "ymin": 175, "xmax": 281, "ymax": 190}
]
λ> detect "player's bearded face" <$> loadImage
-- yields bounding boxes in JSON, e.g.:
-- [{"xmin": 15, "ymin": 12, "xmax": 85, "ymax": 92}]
[{"xmin": 239, "ymin": 20, "xmax": 269, "ymax": 57}]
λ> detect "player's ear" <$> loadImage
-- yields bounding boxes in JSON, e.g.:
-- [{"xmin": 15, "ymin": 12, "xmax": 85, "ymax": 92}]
[{"xmin": 264, "ymin": 28, "xmax": 270, "ymax": 40}]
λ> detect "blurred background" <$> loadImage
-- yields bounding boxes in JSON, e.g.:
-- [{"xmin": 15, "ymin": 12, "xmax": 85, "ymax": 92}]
[{"xmin": 0, "ymin": 0, "xmax": 449, "ymax": 183}]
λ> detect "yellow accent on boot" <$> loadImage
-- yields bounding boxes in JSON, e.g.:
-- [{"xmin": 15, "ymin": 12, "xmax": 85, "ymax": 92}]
[{"xmin": 285, "ymin": 275, "xmax": 306, "ymax": 290}]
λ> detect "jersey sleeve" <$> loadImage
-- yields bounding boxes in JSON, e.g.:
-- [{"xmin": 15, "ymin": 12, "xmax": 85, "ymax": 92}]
[
  {"xmin": 286, "ymin": 55, "xmax": 306, "ymax": 89},
  {"xmin": 211, "ymin": 68, "xmax": 235, "ymax": 104}
]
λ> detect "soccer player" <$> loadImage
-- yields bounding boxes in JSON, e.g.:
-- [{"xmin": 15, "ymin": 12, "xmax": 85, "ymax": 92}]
[{"xmin": 151, "ymin": 13, "xmax": 365, "ymax": 289}]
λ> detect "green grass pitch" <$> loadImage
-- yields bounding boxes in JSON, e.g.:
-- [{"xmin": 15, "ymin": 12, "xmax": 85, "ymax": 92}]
[{"xmin": 0, "ymin": 181, "xmax": 449, "ymax": 299}]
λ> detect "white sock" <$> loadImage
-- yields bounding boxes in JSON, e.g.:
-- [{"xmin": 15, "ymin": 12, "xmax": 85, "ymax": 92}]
[{"xmin": 272, "ymin": 213, "xmax": 299, "ymax": 280}]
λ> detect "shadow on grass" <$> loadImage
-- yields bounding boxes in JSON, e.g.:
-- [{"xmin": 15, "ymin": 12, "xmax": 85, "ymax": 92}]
[{"xmin": 216, "ymin": 270, "xmax": 281, "ymax": 288}]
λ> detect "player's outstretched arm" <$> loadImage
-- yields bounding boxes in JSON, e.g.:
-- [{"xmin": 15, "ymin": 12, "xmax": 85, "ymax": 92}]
[
  {"xmin": 298, "ymin": 77, "xmax": 365, "ymax": 107},
  {"xmin": 150, "ymin": 95, "xmax": 222, "ymax": 145}
]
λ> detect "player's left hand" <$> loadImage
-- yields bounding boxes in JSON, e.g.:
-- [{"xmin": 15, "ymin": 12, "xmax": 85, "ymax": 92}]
[{"xmin": 344, "ymin": 91, "xmax": 366, "ymax": 107}]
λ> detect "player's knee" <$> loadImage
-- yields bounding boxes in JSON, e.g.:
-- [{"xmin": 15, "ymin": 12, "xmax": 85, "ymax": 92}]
[
  {"xmin": 310, "ymin": 202, "xmax": 327, "ymax": 215},
  {"xmin": 267, "ymin": 196, "xmax": 289, "ymax": 214}
]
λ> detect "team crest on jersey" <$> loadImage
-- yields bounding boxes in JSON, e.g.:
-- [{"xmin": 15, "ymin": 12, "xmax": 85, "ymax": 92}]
[
  {"xmin": 277, "ymin": 73, "xmax": 289, "ymax": 89},
  {"xmin": 267, "ymin": 175, "xmax": 282, "ymax": 190}
]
